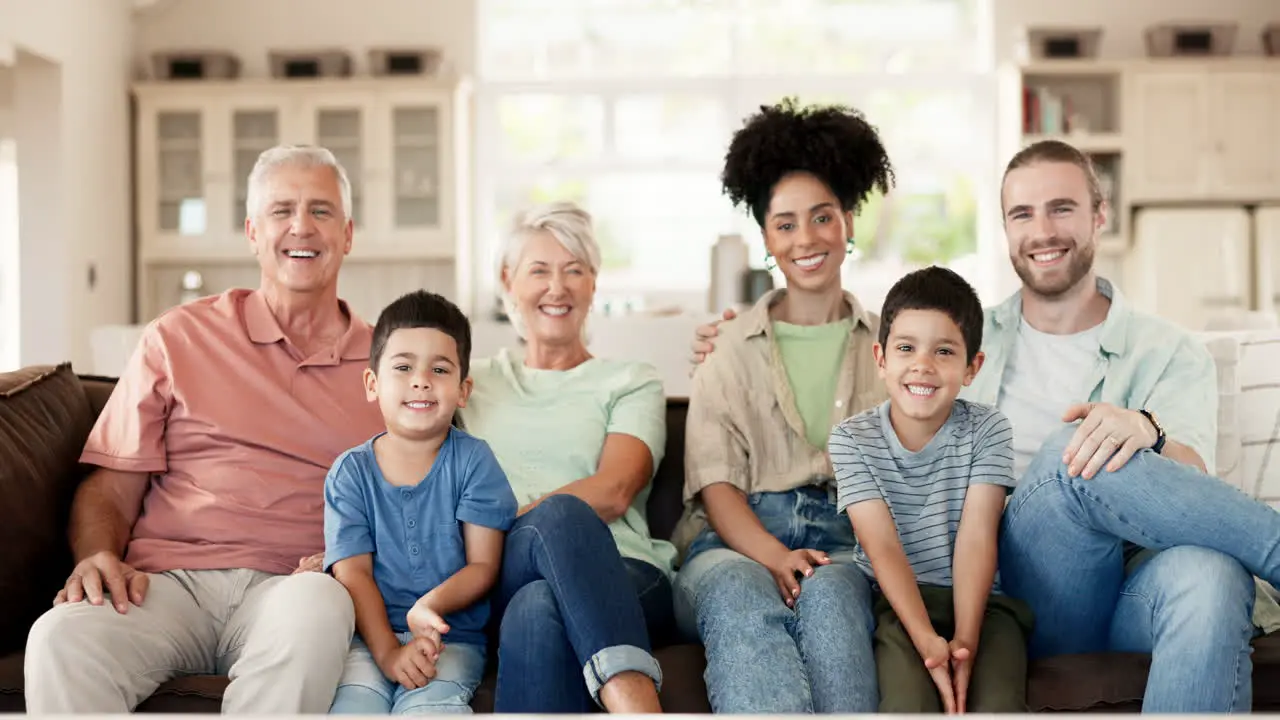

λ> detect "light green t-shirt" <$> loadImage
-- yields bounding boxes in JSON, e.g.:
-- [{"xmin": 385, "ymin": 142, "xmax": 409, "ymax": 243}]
[
  {"xmin": 458, "ymin": 348, "xmax": 677, "ymax": 575},
  {"xmin": 773, "ymin": 318, "xmax": 853, "ymax": 449}
]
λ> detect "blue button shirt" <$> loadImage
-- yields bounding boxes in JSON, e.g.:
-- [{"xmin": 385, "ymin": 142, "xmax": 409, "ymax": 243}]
[
  {"xmin": 323, "ymin": 427, "xmax": 518, "ymax": 646},
  {"xmin": 961, "ymin": 277, "xmax": 1218, "ymax": 470}
]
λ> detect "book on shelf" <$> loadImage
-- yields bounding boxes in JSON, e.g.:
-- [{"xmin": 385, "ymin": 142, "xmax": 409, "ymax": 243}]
[{"xmin": 1023, "ymin": 86, "xmax": 1079, "ymax": 135}]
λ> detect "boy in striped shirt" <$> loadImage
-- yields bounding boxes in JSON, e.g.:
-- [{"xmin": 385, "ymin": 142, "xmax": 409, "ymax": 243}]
[{"xmin": 829, "ymin": 266, "xmax": 1032, "ymax": 713}]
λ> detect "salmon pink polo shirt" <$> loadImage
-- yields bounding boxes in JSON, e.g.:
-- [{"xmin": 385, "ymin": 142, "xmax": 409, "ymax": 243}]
[{"xmin": 80, "ymin": 289, "xmax": 385, "ymax": 575}]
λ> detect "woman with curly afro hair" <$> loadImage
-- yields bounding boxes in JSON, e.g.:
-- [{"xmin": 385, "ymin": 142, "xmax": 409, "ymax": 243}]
[{"xmin": 671, "ymin": 98, "xmax": 893, "ymax": 713}]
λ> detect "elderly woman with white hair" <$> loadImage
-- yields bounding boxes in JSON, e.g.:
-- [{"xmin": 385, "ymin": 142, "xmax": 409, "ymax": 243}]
[{"xmin": 457, "ymin": 201, "xmax": 676, "ymax": 713}]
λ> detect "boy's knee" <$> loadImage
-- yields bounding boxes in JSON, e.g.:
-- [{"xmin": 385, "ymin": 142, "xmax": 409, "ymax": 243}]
[
  {"xmin": 876, "ymin": 662, "xmax": 940, "ymax": 714},
  {"xmin": 397, "ymin": 680, "xmax": 476, "ymax": 714}
]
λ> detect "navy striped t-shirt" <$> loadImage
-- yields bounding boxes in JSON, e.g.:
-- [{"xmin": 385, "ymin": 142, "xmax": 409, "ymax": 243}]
[{"xmin": 830, "ymin": 398, "xmax": 1015, "ymax": 588}]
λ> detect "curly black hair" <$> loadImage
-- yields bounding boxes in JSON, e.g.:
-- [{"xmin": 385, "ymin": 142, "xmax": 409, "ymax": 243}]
[{"xmin": 721, "ymin": 97, "xmax": 896, "ymax": 227}]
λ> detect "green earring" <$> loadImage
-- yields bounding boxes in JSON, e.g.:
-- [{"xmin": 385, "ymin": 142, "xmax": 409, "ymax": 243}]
[
  {"xmin": 764, "ymin": 252, "xmax": 777, "ymax": 271},
  {"xmin": 846, "ymin": 237, "xmax": 855, "ymax": 254}
]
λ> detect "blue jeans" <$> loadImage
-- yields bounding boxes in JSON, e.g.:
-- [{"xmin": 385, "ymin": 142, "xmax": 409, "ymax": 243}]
[
  {"xmin": 674, "ymin": 486, "xmax": 878, "ymax": 713},
  {"xmin": 491, "ymin": 495, "xmax": 673, "ymax": 713},
  {"xmin": 1000, "ymin": 426, "xmax": 1280, "ymax": 712},
  {"xmin": 329, "ymin": 633, "xmax": 485, "ymax": 714}
]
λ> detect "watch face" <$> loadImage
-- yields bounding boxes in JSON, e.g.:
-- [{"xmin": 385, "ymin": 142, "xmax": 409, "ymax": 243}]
[{"xmin": 1142, "ymin": 409, "xmax": 1164, "ymax": 436}]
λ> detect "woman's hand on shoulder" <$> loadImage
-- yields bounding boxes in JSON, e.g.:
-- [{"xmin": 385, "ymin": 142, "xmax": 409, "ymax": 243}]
[{"xmin": 689, "ymin": 307, "xmax": 738, "ymax": 375}]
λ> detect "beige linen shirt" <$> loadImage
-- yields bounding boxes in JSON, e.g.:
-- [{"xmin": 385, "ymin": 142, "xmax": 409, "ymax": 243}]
[{"xmin": 671, "ymin": 288, "xmax": 887, "ymax": 558}]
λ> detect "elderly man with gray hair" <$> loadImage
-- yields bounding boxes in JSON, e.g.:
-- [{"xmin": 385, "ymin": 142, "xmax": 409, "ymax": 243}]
[{"xmin": 23, "ymin": 145, "xmax": 382, "ymax": 713}]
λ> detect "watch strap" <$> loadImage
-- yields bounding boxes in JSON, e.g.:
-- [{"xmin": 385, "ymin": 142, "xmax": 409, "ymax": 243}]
[{"xmin": 1139, "ymin": 409, "xmax": 1166, "ymax": 454}]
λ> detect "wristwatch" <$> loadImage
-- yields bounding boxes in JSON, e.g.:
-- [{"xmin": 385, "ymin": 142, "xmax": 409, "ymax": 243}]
[{"xmin": 1138, "ymin": 409, "xmax": 1166, "ymax": 454}]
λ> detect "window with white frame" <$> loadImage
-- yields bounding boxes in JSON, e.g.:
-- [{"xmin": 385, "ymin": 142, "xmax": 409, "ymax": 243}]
[{"xmin": 475, "ymin": 0, "xmax": 997, "ymax": 317}]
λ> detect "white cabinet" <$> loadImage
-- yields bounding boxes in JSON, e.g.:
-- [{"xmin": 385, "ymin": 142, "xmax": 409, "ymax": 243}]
[
  {"xmin": 133, "ymin": 78, "xmax": 470, "ymax": 321},
  {"xmin": 1258, "ymin": 207, "xmax": 1280, "ymax": 319},
  {"xmin": 1129, "ymin": 207, "xmax": 1254, "ymax": 331},
  {"xmin": 1212, "ymin": 74, "xmax": 1280, "ymax": 201},
  {"xmin": 1126, "ymin": 71, "xmax": 1211, "ymax": 200},
  {"xmin": 1128, "ymin": 68, "xmax": 1280, "ymax": 202}
]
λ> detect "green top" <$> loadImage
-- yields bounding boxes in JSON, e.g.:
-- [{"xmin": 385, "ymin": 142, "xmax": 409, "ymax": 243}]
[
  {"xmin": 458, "ymin": 348, "xmax": 677, "ymax": 575},
  {"xmin": 772, "ymin": 318, "xmax": 854, "ymax": 449}
]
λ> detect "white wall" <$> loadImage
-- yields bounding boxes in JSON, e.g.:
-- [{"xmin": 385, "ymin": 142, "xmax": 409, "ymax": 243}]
[
  {"xmin": 0, "ymin": 65, "xmax": 11, "ymax": 136},
  {"xmin": 12, "ymin": 50, "xmax": 64, "ymax": 368},
  {"xmin": 132, "ymin": 0, "xmax": 478, "ymax": 79},
  {"xmin": 0, "ymin": 0, "xmax": 133, "ymax": 370},
  {"xmin": 0, "ymin": 66, "xmax": 15, "ymax": 371}
]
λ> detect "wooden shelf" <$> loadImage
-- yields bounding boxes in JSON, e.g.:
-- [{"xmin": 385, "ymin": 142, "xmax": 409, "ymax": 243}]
[
  {"xmin": 1020, "ymin": 60, "xmax": 1125, "ymax": 77},
  {"xmin": 1021, "ymin": 132, "xmax": 1123, "ymax": 154}
]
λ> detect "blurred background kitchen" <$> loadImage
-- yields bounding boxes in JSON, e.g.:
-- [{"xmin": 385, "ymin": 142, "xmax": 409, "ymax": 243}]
[{"xmin": 1, "ymin": 0, "xmax": 1279, "ymax": 398}]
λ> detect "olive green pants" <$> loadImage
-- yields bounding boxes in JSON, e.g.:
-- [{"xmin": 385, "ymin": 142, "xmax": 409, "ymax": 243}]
[{"xmin": 875, "ymin": 585, "xmax": 1034, "ymax": 713}]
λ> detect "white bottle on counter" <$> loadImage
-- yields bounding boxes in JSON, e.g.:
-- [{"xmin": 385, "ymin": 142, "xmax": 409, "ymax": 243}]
[{"xmin": 709, "ymin": 233, "xmax": 747, "ymax": 314}]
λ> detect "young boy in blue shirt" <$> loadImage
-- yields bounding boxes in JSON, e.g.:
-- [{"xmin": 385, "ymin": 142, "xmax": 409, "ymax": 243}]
[
  {"xmin": 324, "ymin": 290, "xmax": 517, "ymax": 714},
  {"xmin": 829, "ymin": 266, "xmax": 1033, "ymax": 713}
]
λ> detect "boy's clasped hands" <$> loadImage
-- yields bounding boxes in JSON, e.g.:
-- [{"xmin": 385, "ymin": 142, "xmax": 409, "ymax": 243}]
[
  {"xmin": 918, "ymin": 633, "xmax": 974, "ymax": 714},
  {"xmin": 377, "ymin": 597, "xmax": 452, "ymax": 691}
]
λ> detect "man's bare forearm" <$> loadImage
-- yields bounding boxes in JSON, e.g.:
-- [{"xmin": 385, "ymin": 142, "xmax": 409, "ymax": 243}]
[
  {"xmin": 1163, "ymin": 439, "xmax": 1207, "ymax": 474},
  {"xmin": 69, "ymin": 469, "xmax": 149, "ymax": 562}
]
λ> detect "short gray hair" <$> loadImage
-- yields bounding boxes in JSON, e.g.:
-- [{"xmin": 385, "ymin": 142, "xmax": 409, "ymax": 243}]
[
  {"xmin": 498, "ymin": 201, "xmax": 601, "ymax": 338},
  {"xmin": 245, "ymin": 145, "xmax": 353, "ymax": 220}
]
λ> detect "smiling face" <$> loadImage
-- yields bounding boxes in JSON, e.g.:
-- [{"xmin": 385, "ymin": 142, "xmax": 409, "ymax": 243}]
[
  {"xmin": 874, "ymin": 308, "xmax": 983, "ymax": 426},
  {"xmin": 247, "ymin": 163, "xmax": 353, "ymax": 297},
  {"xmin": 503, "ymin": 229, "xmax": 596, "ymax": 346},
  {"xmin": 1001, "ymin": 160, "xmax": 1103, "ymax": 300},
  {"xmin": 364, "ymin": 327, "xmax": 471, "ymax": 442},
  {"xmin": 762, "ymin": 171, "xmax": 853, "ymax": 295}
]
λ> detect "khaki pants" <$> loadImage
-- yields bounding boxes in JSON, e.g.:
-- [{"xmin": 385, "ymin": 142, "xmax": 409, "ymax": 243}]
[
  {"xmin": 24, "ymin": 569, "xmax": 355, "ymax": 714},
  {"xmin": 876, "ymin": 585, "xmax": 1034, "ymax": 713}
]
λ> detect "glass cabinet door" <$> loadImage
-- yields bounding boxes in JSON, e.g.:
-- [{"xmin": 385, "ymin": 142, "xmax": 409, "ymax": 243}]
[
  {"xmin": 157, "ymin": 111, "xmax": 206, "ymax": 235},
  {"xmin": 232, "ymin": 110, "xmax": 279, "ymax": 229},
  {"xmin": 316, "ymin": 108, "xmax": 363, "ymax": 225},
  {"xmin": 392, "ymin": 107, "xmax": 441, "ymax": 228}
]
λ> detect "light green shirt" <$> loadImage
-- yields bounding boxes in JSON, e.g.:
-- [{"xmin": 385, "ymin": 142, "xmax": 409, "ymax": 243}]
[
  {"xmin": 459, "ymin": 348, "xmax": 677, "ymax": 575},
  {"xmin": 963, "ymin": 278, "xmax": 1218, "ymax": 470},
  {"xmin": 772, "ymin": 318, "xmax": 853, "ymax": 449}
]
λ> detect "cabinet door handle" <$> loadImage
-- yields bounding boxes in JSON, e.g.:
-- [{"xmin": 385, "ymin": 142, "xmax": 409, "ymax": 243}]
[{"xmin": 1202, "ymin": 296, "xmax": 1245, "ymax": 307}]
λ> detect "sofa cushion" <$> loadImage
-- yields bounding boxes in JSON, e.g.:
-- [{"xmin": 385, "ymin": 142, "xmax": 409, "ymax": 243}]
[
  {"xmin": 1233, "ymin": 332, "xmax": 1280, "ymax": 505},
  {"xmin": 76, "ymin": 374, "xmax": 121, "ymax": 419},
  {"xmin": 0, "ymin": 364, "xmax": 94, "ymax": 654},
  {"xmin": 647, "ymin": 399, "xmax": 688, "ymax": 542},
  {"xmin": 1026, "ymin": 631, "xmax": 1280, "ymax": 712}
]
